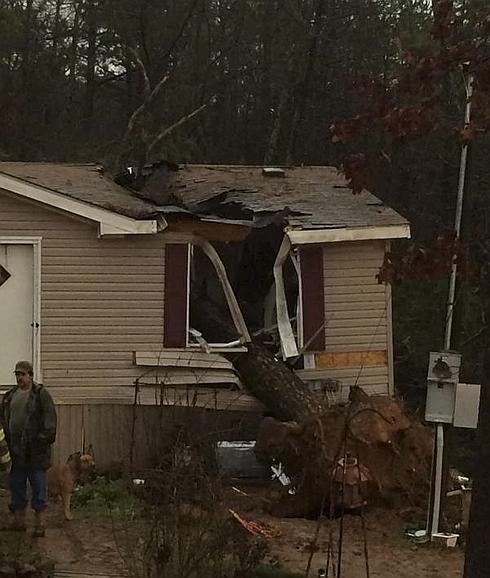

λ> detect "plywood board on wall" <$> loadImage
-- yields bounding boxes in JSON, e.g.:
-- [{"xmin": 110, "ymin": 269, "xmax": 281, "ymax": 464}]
[{"xmin": 315, "ymin": 350, "xmax": 387, "ymax": 368}]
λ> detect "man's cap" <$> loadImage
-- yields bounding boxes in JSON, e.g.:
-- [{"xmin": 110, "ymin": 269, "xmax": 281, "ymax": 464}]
[{"xmin": 15, "ymin": 361, "xmax": 33, "ymax": 374}]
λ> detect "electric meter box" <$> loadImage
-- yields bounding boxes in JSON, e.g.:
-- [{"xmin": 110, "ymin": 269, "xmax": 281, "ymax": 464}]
[
  {"xmin": 427, "ymin": 351, "xmax": 461, "ymax": 384},
  {"xmin": 425, "ymin": 379, "xmax": 457, "ymax": 423}
]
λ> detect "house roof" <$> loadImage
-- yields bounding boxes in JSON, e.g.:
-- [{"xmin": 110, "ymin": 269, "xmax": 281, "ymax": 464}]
[
  {"xmin": 0, "ymin": 162, "xmax": 409, "ymax": 240},
  {"xmin": 0, "ymin": 162, "xmax": 158, "ymax": 220},
  {"xmin": 148, "ymin": 164, "xmax": 409, "ymax": 232}
]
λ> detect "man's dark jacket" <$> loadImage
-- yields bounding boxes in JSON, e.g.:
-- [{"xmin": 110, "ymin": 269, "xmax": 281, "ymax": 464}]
[{"xmin": 1, "ymin": 383, "xmax": 57, "ymax": 470}]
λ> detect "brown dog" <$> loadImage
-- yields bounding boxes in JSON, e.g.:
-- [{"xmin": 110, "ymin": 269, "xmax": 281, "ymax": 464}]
[{"xmin": 48, "ymin": 448, "xmax": 96, "ymax": 520}]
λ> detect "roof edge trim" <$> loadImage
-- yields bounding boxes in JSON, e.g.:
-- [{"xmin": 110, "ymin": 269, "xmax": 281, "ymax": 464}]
[
  {"xmin": 0, "ymin": 172, "xmax": 162, "ymax": 235},
  {"xmin": 286, "ymin": 224, "xmax": 411, "ymax": 245}
]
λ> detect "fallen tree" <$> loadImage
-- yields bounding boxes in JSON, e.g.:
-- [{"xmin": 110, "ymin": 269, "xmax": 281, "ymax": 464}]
[
  {"xmin": 234, "ymin": 343, "xmax": 433, "ymax": 517},
  {"xmin": 234, "ymin": 343, "xmax": 329, "ymax": 421}
]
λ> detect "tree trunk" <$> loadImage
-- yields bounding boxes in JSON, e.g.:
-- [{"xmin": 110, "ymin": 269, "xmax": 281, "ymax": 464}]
[
  {"xmin": 84, "ymin": 0, "xmax": 97, "ymax": 141},
  {"xmin": 52, "ymin": 0, "xmax": 63, "ymax": 56},
  {"xmin": 286, "ymin": 0, "xmax": 327, "ymax": 165},
  {"xmin": 68, "ymin": 1, "xmax": 82, "ymax": 107},
  {"xmin": 234, "ymin": 343, "xmax": 328, "ymax": 421},
  {"xmin": 263, "ymin": 88, "xmax": 289, "ymax": 166},
  {"xmin": 18, "ymin": 0, "xmax": 34, "ymax": 159},
  {"xmin": 463, "ymin": 359, "xmax": 490, "ymax": 577}
]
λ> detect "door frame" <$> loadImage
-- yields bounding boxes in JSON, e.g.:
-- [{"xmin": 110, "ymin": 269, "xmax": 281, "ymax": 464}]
[{"xmin": 0, "ymin": 237, "xmax": 42, "ymax": 381}]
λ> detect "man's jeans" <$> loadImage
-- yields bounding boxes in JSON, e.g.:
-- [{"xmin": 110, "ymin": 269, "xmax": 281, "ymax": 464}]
[{"xmin": 9, "ymin": 463, "xmax": 48, "ymax": 512}]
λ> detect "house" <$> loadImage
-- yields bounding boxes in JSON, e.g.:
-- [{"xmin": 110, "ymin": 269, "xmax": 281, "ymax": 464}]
[{"xmin": 0, "ymin": 162, "xmax": 409, "ymax": 468}]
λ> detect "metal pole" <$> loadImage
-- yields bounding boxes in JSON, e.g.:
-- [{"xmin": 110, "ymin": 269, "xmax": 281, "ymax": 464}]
[
  {"xmin": 444, "ymin": 72, "xmax": 474, "ymax": 350},
  {"xmin": 431, "ymin": 424, "xmax": 445, "ymax": 537},
  {"xmin": 430, "ymin": 71, "xmax": 474, "ymax": 539}
]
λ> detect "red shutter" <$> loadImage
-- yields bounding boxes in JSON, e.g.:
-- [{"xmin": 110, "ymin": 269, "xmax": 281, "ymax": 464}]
[
  {"xmin": 163, "ymin": 243, "xmax": 189, "ymax": 348},
  {"xmin": 300, "ymin": 246, "xmax": 325, "ymax": 352}
]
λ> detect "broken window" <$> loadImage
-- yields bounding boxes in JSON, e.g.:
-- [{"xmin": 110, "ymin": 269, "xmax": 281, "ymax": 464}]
[
  {"xmin": 188, "ymin": 226, "xmax": 300, "ymax": 352},
  {"xmin": 162, "ymin": 228, "xmax": 305, "ymax": 357}
]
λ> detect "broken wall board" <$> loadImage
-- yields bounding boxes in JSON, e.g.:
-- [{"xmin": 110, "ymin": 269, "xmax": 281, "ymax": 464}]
[
  {"xmin": 146, "ymin": 369, "xmax": 240, "ymax": 383},
  {"xmin": 136, "ymin": 385, "xmax": 263, "ymax": 411},
  {"xmin": 274, "ymin": 235, "xmax": 299, "ymax": 358},
  {"xmin": 134, "ymin": 350, "xmax": 235, "ymax": 370},
  {"xmin": 145, "ymin": 369, "xmax": 241, "ymax": 386},
  {"xmin": 187, "ymin": 345, "xmax": 247, "ymax": 353}
]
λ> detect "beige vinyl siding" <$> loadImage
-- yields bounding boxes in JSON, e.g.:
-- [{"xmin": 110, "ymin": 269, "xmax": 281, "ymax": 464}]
[
  {"xmin": 321, "ymin": 240, "xmax": 392, "ymax": 398},
  {"xmin": 0, "ymin": 190, "xmax": 166, "ymax": 394}
]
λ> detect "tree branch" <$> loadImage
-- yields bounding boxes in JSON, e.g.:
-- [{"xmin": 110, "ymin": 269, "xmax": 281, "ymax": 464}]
[
  {"xmin": 148, "ymin": 101, "xmax": 209, "ymax": 154},
  {"xmin": 129, "ymin": 46, "xmax": 151, "ymax": 97},
  {"xmin": 117, "ymin": 54, "xmax": 171, "ymax": 169},
  {"xmin": 158, "ymin": 0, "xmax": 201, "ymax": 66}
]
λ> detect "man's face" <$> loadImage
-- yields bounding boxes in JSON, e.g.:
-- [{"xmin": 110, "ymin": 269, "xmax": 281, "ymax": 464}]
[{"xmin": 15, "ymin": 370, "xmax": 33, "ymax": 390}]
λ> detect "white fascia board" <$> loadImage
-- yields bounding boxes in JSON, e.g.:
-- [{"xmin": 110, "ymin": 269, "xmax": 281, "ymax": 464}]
[
  {"xmin": 98, "ymin": 221, "xmax": 158, "ymax": 235},
  {"xmin": 0, "ymin": 172, "xmax": 160, "ymax": 235},
  {"xmin": 286, "ymin": 224, "xmax": 411, "ymax": 245}
]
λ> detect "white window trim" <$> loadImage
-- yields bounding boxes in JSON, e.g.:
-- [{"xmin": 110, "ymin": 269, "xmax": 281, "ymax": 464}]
[
  {"xmin": 186, "ymin": 243, "xmax": 192, "ymax": 348},
  {"xmin": 163, "ymin": 233, "xmax": 251, "ymax": 349},
  {"xmin": 0, "ymin": 237, "xmax": 42, "ymax": 383}
]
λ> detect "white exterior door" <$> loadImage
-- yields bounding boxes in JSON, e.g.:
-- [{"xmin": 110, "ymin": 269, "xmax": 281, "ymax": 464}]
[{"xmin": 0, "ymin": 244, "xmax": 35, "ymax": 386}]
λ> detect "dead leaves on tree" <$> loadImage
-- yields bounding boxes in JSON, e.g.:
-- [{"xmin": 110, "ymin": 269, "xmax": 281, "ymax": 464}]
[
  {"xmin": 330, "ymin": 0, "xmax": 490, "ymax": 195},
  {"xmin": 377, "ymin": 234, "xmax": 466, "ymax": 285}
]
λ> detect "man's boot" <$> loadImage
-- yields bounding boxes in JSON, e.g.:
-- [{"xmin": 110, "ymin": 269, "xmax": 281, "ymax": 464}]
[
  {"xmin": 33, "ymin": 509, "xmax": 46, "ymax": 538},
  {"xmin": 10, "ymin": 509, "xmax": 27, "ymax": 531}
]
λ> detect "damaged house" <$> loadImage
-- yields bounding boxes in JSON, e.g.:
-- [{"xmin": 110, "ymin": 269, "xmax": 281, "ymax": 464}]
[{"xmin": 0, "ymin": 162, "xmax": 409, "ymax": 468}]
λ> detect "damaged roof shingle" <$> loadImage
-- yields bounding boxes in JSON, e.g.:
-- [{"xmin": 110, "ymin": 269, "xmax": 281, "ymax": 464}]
[
  {"xmin": 151, "ymin": 164, "xmax": 408, "ymax": 230},
  {"xmin": 0, "ymin": 162, "xmax": 408, "ymax": 231}
]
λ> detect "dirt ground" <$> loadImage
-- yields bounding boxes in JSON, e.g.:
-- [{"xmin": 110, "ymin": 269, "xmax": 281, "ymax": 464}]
[
  {"xmin": 253, "ymin": 508, "xmax": 464, "ymax": 577},
  {"xmin": 0, "ymin": 487, "xmax": 125, "ymax": 576},
  {"xmin": 0, "ymin": 486, "xmax": 464, "ymax": 577}
]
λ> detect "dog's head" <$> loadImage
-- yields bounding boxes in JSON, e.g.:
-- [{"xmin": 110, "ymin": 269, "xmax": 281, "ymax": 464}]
[
  {"xmin": 80, "ymin": 453, "xmax": 96, "ymax": 473},
  {"xmin": 67, "ymin": 446, "xmax": 96, "ymax": 481}
]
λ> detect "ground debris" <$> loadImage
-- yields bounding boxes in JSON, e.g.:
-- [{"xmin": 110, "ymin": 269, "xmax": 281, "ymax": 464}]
[{"xmin": 229, "ymin": 509, "xmax": 281, "ymax": 538}]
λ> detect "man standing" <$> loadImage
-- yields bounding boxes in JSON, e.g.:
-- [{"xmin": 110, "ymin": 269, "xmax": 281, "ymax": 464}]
[{"xmin": 1, "ymin": 361, "xmax": 57, "ymax": 537}]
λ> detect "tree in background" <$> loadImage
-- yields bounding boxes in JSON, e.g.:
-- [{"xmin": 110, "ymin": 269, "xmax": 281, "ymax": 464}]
[
  {"xmin": 0, "ymin": 0, "xmax": 402, "ymax": 164},
  {"xmin": 330, "ymin": 1, "xmax": 489, "ymax": 575}
]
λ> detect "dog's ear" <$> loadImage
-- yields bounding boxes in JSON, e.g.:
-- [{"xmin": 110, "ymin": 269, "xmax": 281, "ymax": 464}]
[{"xmin": 67, "ymin": 451, "xmax": 82, "ymax": 467}]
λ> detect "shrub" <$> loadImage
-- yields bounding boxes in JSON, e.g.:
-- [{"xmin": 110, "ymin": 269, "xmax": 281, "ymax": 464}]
[{"xmin": 71, "ymin": 475, "xmax": 140, "ymax": 518}]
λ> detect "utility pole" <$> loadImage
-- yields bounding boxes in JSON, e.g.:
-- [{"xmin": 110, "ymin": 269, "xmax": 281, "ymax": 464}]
[
  {"xmin": 444, "ymin": 71, "xmax": 473, "ymax": 350},
  {"xmin": 427, "ymin": 70, "xmax": 473, "ymax": 539}
]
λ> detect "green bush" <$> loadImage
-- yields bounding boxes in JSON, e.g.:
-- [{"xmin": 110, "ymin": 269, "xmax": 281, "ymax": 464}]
[{"xmin": 71, "ymin": 476, "xmax": 140, "ymax": 517}]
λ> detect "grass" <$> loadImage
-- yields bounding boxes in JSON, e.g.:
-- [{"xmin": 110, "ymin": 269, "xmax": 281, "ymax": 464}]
[{"xmin": 71, "ymin": 476, "xmax": 141, "ymax": 518}]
